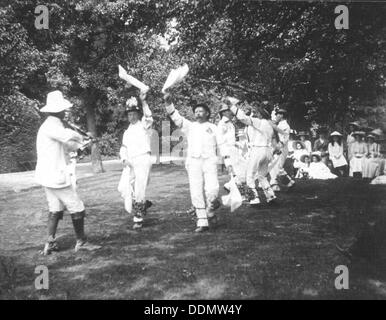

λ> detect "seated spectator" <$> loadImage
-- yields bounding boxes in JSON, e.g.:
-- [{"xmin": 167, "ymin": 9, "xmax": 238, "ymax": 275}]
[
  {"xmin": 314, "ymin": 128, "xmax": 329, "ymax": 164},
  {"xmin": 298, "ymin": 131, "xmax": 312, "ymax": 153},
  {"xmin": 287, "ymin": 130, "xmax": 297, "ymax": 156},
  {"xmin": 349, "ymin": 131, "xmax": 367, "ymax": 178},
  {"xmin": 308, "ymin": 152, "xmax": 337, "ymax": 180},
  {"xmin": 328, "ymin": 131, "xmax": 348, "ymax": 177},
  {"xmin": 295, "ymin": 154, "xmax": 311, "ymax": 179},
  {"xmin": 362, "ymin": 133, "xmax": 383, "ymax": 180},
  {"xmin": 292, "ymin": 141, "xmax": 310, "ymax": 176}
]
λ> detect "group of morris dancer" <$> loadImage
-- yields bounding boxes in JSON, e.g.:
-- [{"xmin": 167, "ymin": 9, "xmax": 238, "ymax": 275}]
[{"xmin": 34, "ymin": 68, "xmax": 302, "ymax": 255}]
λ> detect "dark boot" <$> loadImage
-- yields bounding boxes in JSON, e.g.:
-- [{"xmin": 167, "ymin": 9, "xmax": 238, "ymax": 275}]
[
  {"xmin": 71, "ymin": 211, "xmax": 86, "ymax": 242},
  {"xmin": 42, "ymin": 211, "xmax": 63, "ymax": 255},
  {"xmin": 133, "ymin": 201, "xmax": 145, "ymax": 229},
  {"xmin": 71, "ymin": 211, "xmax": 101, "ymax": 252}
]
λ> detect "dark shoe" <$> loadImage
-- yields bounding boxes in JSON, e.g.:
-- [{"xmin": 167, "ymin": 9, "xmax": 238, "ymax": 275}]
[
  {"xmin": 145, "ymin": 200, "xmax": 153, "ymax": 210},
  {"xmin": 194, "ymin": 226, "xmax": 209, "ymax": 233},
  {"xmin": 133, "ymin": 223, "xmax": 143, "ymax": 230},
  {"xmin": 186, "ymin": 206, "xmax": 196, "ymax": 216},
  {"xmin": 41, "ymin": 241, "xmax": 59, "ymax": 256}
]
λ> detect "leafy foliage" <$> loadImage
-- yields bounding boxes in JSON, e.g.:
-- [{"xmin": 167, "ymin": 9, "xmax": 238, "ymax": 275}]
[{"xmin": 1, "ymin": 0, "xmax": 385, "ymax": 173}]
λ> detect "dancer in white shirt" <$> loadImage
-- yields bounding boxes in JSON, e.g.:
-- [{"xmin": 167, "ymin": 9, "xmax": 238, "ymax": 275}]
[
  {"xmin": 228, "ymin": 100, "xmax": 277, "ymax": 205},
  {"xmin": 269, "ymin": 108, "xmax": 295, "ymax": 191},
  {"xmin": 163, "ymin": 93, "xmax": 221, "ymax": 232},
  {"xmin": 217, "ymin": 103, "xmax": 247, "ymax": 189},
  {"xmin": 35, "ymin": 91, "xmax": 101, "ymax": 255},
  {"xmin": 119, "ymin": 91, "xmax": 153, "ymax": 229}
]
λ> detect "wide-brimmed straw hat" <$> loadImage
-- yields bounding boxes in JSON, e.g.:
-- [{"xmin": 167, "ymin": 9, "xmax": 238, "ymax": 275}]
[
  {"xmin": 330, "ymin": 131, "xmax": 343, "ymax": 137},
  {"xmin": 353, "ymin": 131, "xmax": 365, "ymax": 136},
  {"xmin": 275, "ymin": 108, "xmax": 287, "ymax": 115},
  {"xmin": 311, "ymin": 151, "xmax": 322, "ymax": 161},
  {"xmin": 40, "ymin": 90, "xmax": 73, "ymax": 113},
  {"xmin": 366, "ymin": 134, "xmax": 376, "ymax": 140},
  {"xmin": 371, "ymin": 128, "xmax": 383, "ymax": 136},
  {"xmin": 300, "ymin": 153, "xmax": 311, "ymax": 163},
  {"xmin": 348, "ymin": 121, "xmax": 360, "ymax": 128}
]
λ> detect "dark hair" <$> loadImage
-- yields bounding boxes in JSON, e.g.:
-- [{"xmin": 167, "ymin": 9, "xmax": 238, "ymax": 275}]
[
  {"xmin": 330, "ymin": 136, "xmax": 342, "ymax": 146},
  {"xmin": 193, "ymin": 103, "xmax": 211, "ymax": 118}
]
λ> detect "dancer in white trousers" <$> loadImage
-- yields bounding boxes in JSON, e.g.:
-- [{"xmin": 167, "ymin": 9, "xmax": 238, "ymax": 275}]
[
  {"xmin": 269, "ymin": 108, "xmax": 295, "ymax": 191},
  {"xmin": 119, "ymin": 92, "xmax": 153, "ymax": 229},
  {"xmin": 228, "ymin": 100, "xmax": 277, "ymax": 205},
  {"xmin": 217, "ymin": 103, "xmax": 247, "ymax": 188},
  {"xmin": 35, "ymin": 90, "xmax": 101, "ymax": 255},
  {"xmin": 164, "ymin": 93, "xmax": 221, "ymax": 232}
]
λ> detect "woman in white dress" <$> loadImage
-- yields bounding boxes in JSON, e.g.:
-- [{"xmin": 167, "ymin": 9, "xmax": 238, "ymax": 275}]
[
  {"xmin": 309, "ymin": 152, "xmax": 337, "ymax": 180},
  {"xmin": 362, "ymin": 134, "xmax": 383, "ymax": 179},
  {"xmin": 298, "ymin": 131, "xmax": 312, "ymax": 153},
  {"xmin": 295, "ymin": 154, "xmax": 311, "ymax": 179},
  {"xmin": 349, "ymin": 131, "xmax": 367, "ymax": 178},
  {"xmin": 346, "ymin": 121, "xmax": 360, "ymax": 159},
  {"xmin": 328, "ymin": 131, "xmax": 348, "ymax": 176},
  {"xmin": 292, "ymin": 141, "xmax": 310, "ymax": 176}
]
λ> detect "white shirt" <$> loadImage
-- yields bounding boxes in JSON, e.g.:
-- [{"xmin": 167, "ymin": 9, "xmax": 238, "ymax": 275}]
[
  {"xmin": 217, "ymin": 116, "xmax": 235, "ymax": 157},
  {"xmin": 35, "ymin": 116, "xmax": 83, "ymax": 188},
  {"xmin": 230, "ymin": 106, "xmax": 273, "ymax": 147},
  {"xmin": 277, "ymin": 120, "xmax": 290, "ymax": 145},
  {"xmin": 304, "ymin": 140, "xmax": 312, "ymax": 153},
  {"xmin": 309, "ymin": 162, "xmax": 337, "ymax": 180},
  {"xmin": 120, "ymin": 103, "xmax": 153, "ymax": 161},
  {"xmin": 167, "ymin": 103, "xmax": 219, "ymax": 159}
]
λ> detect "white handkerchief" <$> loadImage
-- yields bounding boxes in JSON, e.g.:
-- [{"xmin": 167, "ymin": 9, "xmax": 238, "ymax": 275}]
[
  {"xmin": 118, "ymin": 65, "xmax": 149, "ymax": 93},
  {"xmin": 162, "ymin": 64, "xmax": 189, "ymax": 93}
]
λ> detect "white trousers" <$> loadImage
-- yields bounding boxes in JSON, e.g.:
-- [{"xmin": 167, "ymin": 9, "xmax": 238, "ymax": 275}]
[
  {"xmin": 246, "ymin": 147, "xmax": 275, "ymax": 200},
  {"xmin": 270, "ymin": 145, "xmax": 288, "ymax": 185},
  {"xmin": 186, "ymin": 157, "xmax": 219, "ymax": 227},
  {"xmin": 123, "ymin": 153, "xmax": 152, "ymax": 222},
  {"xmin": 225, "ymin": 146, "xmax": 247, "ymax": 185},
  {"xmin": 44, "ymin": 185, "xmax": 85, "ymax": 213}
]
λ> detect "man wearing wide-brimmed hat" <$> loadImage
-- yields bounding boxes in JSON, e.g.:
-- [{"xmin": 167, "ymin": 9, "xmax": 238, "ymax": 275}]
[
  {"xmin": 35, "ymin": 90, "xmax": 101, "ymax": 255},
  {"xmin": 269, "ymin": 108, "xmax": 295, "ymax": 191},
  {"xmin": 163, "ymin": 92, "xmax": 221, "ymax": 232},
  {"xmin": 119, "ymin": 91, "xmax": 154, "ymax": 230},
  {"xmin": 228, "ymin": 99, "xmax": 277, "ymax": 205}
]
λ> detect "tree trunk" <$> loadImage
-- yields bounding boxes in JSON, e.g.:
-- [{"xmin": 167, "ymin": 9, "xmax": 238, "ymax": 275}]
[{"xmin": 85, "ymin": 94, "xmax": 104, "ymax": 173}]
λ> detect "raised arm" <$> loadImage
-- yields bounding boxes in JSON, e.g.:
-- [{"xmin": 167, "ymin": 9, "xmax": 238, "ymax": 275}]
[
  {"xmin": 230, "ymin": 105, "xmax": 263, "ymax": 130},
  {"xmin": 163, "ymin": 92, "xmax": 191, "ymax": 132},
  {"xmin": 139, "ymin": 91, "xmax": 153, "ymax": 130}
]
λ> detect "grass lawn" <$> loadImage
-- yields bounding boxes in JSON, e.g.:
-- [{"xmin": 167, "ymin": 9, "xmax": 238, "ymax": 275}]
[{"xmin": 1, "ymin": 163, "xmax": 386, "ymax": 299}]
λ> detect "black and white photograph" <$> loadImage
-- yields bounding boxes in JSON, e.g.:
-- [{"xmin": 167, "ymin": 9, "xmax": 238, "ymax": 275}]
[{"xmin": 0, "ymin": 0, "xmax": 386, "ymax": 304}]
